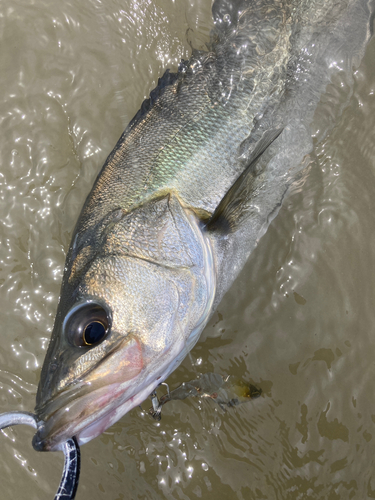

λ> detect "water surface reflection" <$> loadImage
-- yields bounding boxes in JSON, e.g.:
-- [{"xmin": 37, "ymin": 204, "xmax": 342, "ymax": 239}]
[{"xmin": 1, "ymin": 1, "xmax": 375, "ymax": 498}]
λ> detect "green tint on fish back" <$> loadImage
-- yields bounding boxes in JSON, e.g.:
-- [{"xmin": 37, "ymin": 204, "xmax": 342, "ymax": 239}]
[{"xmin": 33, "ymin": 0, "xmax": 373, "ymax": 451}]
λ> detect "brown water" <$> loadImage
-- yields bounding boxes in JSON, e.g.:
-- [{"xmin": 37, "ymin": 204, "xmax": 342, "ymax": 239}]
[{"xmin": 1, "ymin": 1, "xmax": 375, "ymax": 499}]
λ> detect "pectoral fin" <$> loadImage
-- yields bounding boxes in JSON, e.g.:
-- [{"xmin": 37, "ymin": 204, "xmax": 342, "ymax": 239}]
[{"xmin": 206, "ymin": 128, "xmax": 283, "ymax": 233}]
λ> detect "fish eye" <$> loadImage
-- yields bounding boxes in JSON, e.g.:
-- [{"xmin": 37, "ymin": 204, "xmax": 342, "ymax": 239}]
[
  {"xmin": 83, "ymin": 321, "xmax": 106, "ymax": 345},
  {"xmin": 64, "ymin": 302, "xmax": 111, "ymax": 347}
]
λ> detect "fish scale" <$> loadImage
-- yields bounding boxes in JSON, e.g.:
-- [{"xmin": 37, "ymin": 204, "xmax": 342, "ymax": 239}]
[
  {"xmin": 32, "ymin": 0, "xmax": 374, "ymax": 452},
  {"xmin": 76, "ymin": 2, "xmax": 294, "ymax": 233}
]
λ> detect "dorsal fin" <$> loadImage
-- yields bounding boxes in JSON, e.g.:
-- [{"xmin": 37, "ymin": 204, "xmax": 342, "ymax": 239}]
[
  {"xmin": 128, "ymin": 69, "xmax": 181, "ymax": 129},
  {"xmin": 126, "ymin": 55, "xmax": 210, "ymax": 131},
  {"xmin": 206, "ymin": 128, "xmax": 283, "ymax": 233}
]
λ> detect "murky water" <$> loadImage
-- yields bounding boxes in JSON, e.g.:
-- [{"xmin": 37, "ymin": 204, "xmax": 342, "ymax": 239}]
[{"xmin": 1, "ymin": 1, "xmax": 375, "ymax": 499}]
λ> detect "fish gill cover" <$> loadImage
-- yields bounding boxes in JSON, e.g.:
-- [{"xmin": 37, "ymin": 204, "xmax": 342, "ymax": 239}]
[{"xmin": 29, "ymin": 0, "xmax": 374, "ymax": 458}]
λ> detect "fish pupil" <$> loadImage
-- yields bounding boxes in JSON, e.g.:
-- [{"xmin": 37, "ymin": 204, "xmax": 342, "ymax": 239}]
[{"xmin": 83, "ymin": 321, "xmax": 106, "ymax": 345}]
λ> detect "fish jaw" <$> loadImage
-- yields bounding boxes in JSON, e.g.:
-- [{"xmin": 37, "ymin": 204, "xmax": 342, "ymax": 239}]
[
  {"xmin": 33, "ymin": 382, "xmax": 122, "ymax": 451},
  {"xmin": 33, "ymin": 336, "xmax": 144, "ymax": 451},
  {"xmin": 33, "ymin": 197, "xmax": 217, "ymax": 451},
  {"xmin": 32, "ymin": 331, "xmax": 197, "ymax": 451}
]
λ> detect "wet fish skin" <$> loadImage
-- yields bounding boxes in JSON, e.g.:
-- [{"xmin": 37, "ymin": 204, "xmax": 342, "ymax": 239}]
[
  {"xmin": 33, "ymin": 193, "xmax": 216, "ymax": 450},
  {"xmin": 33, "ymin": 0, "xmax": 373, "ymax": 451}
]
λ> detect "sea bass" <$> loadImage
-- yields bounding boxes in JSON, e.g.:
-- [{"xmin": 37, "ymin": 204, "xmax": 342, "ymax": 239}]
[{"xmin": 33, "ymin": 0, "xmax": 373, "ymax": 451}]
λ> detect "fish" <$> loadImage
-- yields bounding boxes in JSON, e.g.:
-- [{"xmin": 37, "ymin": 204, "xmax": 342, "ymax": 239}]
[{"xmin": 32, "ymin": 0, "xmax": 374, "ymax": 451}]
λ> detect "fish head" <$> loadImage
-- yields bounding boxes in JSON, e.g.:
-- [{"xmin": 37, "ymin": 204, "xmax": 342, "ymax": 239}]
[{"xmin": 33, "ymin": 195, "xmax": 215, "ymax": 451}]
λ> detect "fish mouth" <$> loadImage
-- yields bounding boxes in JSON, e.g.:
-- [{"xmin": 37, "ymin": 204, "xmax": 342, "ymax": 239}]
[
  {"xmin": 33, "ymin": 382, "xmax": 123, "ymax": 451},
  {"xmin": 33, "ymin": 377, "xmax": 161, "ymax": 451},
  {"xmin": 32, "ymin": 367, "xmax": 171, "ymax": 452},
  {"xmin": 32, "ymin": 336, "xmax": 188, "ymax": 451},
  {"xmin": 33, "ymin": 336, "xmax": 146, "ymax": 451}
]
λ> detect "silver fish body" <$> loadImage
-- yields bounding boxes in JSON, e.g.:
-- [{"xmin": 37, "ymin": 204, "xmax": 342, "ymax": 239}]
[{"xmin": 33, "ymin": 0, "xmax": 373, "ymax": 451}]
